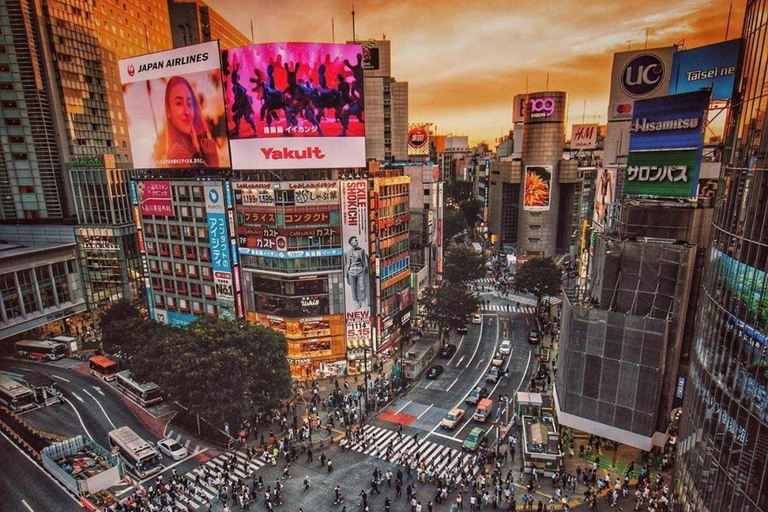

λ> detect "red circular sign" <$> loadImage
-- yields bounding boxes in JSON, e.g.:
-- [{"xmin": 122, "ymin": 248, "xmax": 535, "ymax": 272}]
[{"xmin": 408, "ymin": 127, "xmax": 429, "ymax": 149}]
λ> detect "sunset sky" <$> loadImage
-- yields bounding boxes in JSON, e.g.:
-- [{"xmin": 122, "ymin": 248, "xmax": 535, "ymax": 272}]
[{"xmin": 208, "ymin": 0, "xmax": 744, "ymax": 146}]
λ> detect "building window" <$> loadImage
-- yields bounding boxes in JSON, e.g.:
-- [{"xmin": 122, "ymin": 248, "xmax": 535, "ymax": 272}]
[
  {"xmin": 12, "ymin": 153, "xmax": 28, "ymax": 160},
  {"xmin": 0, "ymin": 82, "xmax": 13, "ymax": 91},
  {"xmin": 9, "ymin": 136, "xmax": 24, "ymax": 144},
  {"xmin": 17, "ymin": 269, "xmax": 37, "ymax": 314},
  {"xmin": 35, "ymin": 267, "xmax": 54, "ymax": 309},
  {"xmin": 0, "ymin": 273, "xmax": 21, "ymax": 319},
  {"xmin": 1, "ymin": 99, "xmax": 17, "ymax": 108},
  {"xmin": 18, "ymin": 186, "xmax": 35, "ymax": 194},
  {"xmin": 5, "ymin": 118, "xmax": 21, "ymax": 126}
]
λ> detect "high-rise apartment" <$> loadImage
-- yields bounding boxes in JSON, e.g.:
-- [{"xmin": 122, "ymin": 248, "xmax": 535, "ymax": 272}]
[
  {"xmin": 674, "ymin": 1, "xmax": 768, "ymax": 510},
  {"xmin": 168, "ymin": 0, "xmax": 251, "ymax": 50}
]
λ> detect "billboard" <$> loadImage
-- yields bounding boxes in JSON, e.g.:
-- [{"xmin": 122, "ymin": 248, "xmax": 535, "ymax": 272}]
[
  {"xmin": 512, "ymin": 94, "xmax": 526, "ymax": 123},
  {"xmin": 571, "ymin": 123, "xmax": 599, "ymax": 150},
  {"xmin": 407, "ymin": 125, "xmax": 430, "ymax": 156},
  {"xmin": 223, "ymin": 42, "xmax": 366, "ymax": 169},
  {"xmin": 669, "ymin": 39, "xmax": 741, "ymax": 100},
  {"xmin": 608, "ymin": 46, "xmax": 676, "ymax": 121},
  {"xmin": 523, "ymin": 165, "xmax": 552, "ymax": 211},
  {"xmin": 233, "ymin": 180, "xmax": 339, "ymax": 206},
  {"xmin": 625, "ymin": 149, "xmax": 699, "ymax": 197},
  {"xmin": 204, "ymin": 183, "xmax": 235, "ymax": 316},
  {"xmin": 119, "ymin": 41, "xmax": 230, "ymax": 169},
  {"xmin": 592, "ymin": 168, "xmax": 617, "ymax": 231},
  {"xmin": 629, "ymin": 90, "xmax": 710, "ymax": 152},
  {"xmin": 340, "ymin": 180, "xmax": 372, "ymax": 349},
  {"xmin": 136, "ymin": 180, "xmax": 174, "ymax": 217}
]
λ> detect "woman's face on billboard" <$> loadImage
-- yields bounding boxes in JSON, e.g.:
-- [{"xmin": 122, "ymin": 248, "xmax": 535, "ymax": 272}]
[{"xmin": 168, "ymin": 82, "xmax": 194, "ymax": 135}]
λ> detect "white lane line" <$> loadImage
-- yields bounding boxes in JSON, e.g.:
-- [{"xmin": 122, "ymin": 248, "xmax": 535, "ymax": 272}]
[
  {"xmin": 455, "ymin": 355, "xmax": 465, "ymax": 367},
  {"xmin": 430, "ymin": 431, "xmax": 463, "ymax": 443},
  {"xmin": 51, "ymin": 374, "xmax": 70, "ymax": 383},
  {"xmin": 82, "ymin": 389, "xmax": 116, "ymax": 430},
  {"xmin": 424, "ymin": 380, "xmax": 434, "ymax": 389},
  {"xmin": 515, "ymin": 351, "xmax": 533, "ymax": 396},
  {"xmin": 91, "ymin": 385, "xmax": 105, "ymax": 397},
  {"xmin": 71, "ymin": 392, "xmax": 84, "ymax": 403},
  {"xmin": 466, "ymin": 318, "xmax": 485, "ymax": 368},
  {"xmin": 21, "ymin": 500, "xmax": 35, "ymax": 512},
  {"xmin": 447, "ymin": 336, "xmax": 464, "ymax": 365},
  {"xmin": 63, "ymin": 398, "xmax": 93, "ymax": 442},
  {"xmin": 446, "ymin": 377, "xmax": 459, "ymax": 392},
  {"xmin": 395, "ymin": 400, "xmax": 412, "ymax": 413},
  {"xmin": 474, "ymin": 357, "xmax": 485, "ymax": 369},
  {"xmin": 416, "ymin": 404, "xmax": 433, "ymax": 420},
  {"xmin": 0, "ymin": 430, "xmax": 81, "ymax": 507}
]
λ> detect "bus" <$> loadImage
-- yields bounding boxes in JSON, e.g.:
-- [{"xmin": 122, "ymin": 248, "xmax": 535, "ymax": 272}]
[
  {"xmin": 108, "ymin": 426, "xmax": 162, "ymax": 478},
  {"xmin": 0, "ymin": 374, "xmax": 37, "ymax": 412},
  {"xmin": 115, "ymin": 371, "xmax": 162, "ymax": 407},
  {"xmin": 89, "ymin": 355, "xmax": 118, "ymax": 382},
  {"xmin": 15, "ymin": 340, "xmax": 67, "ymax": 361}
]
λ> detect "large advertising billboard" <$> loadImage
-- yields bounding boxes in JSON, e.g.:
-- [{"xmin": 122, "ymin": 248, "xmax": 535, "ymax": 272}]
[
  {"xmin": 523, "ymin": 165, "xmax": 552, "ymax": 211},
  {"xmin": 407, "ymin": 125, "xmax": 430, "ymax": 156},
  {"xmin": 669, "ymin": 40, "xmax": 741, "ymax": 100},
  {"xmin": 135, "ymin": 180, "xmax": 174, "ymax": 217},
  {"xmin": 223, "ymin": 42, "xmax": 366, "ymax": 169},
  {"xmin": 592, "ymin": 168, "xmax": 617, "ymax": 232},
  {"xmin": 608, "ymin": 46, "xmax": 676, "ymax": 121},
  {"xmin": 233, "ymin": 181, "xmax": 339, "ymax": 207},
  {"xmin": 625, "ymin": 150, "xmax": 699, "ymax": 198},
  {"xmin": 204, "ymin": 183, "xmax": 235, "ymax": 317},
  {"xmin": 119, "ymin": 41, "xmax": 230, "ymax": 169},
  {"xmin": 340, "ymin": 180, "xmax": 372, "ymax": 349}
]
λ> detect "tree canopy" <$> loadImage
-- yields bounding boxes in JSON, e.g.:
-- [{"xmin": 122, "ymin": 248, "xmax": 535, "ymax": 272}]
[
  {"xmin": 445, "ymin": 180, "xmax": 474, "ymax": 204},
  {"xmin": 443, "ymin": 209, "xmax": 466, "ymax": 245},
  {"xmin": 514, "ymin": 257, "xmax": 563, "ymax": 304},
  {"xmin": 459, "ymin": 199, "xmax": 484, "ymax": 230},
  {"xmin": 443, "ymin": 247, "xmax": 486, "ymax": 285},
  {"xmin": 420, "ymin": 283, "xmax": 480, "ymax": 337}
]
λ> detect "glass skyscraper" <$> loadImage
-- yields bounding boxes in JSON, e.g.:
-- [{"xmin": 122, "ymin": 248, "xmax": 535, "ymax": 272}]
[{"xmin": 674, "ymin": 1, "xmax": 768, "ymax": 510}]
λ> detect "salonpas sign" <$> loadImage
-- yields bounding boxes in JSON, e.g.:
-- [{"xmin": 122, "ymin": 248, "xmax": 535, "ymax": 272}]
[{"xmin": 624, "ymin": 149, "xmax": 698, "ymax": 198}]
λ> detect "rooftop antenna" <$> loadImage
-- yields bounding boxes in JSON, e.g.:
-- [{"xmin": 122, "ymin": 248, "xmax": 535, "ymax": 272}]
[
  {"xmin": 525, "ymin": 75, "xmax": 529, "ymax": 94},
  {"xmin": 332, "ymin": 17, "xmax": 335, "ymax": 43},
  {"xmin": 644, "ymin": 28, "xmax": 649, "ymax": 49},
  {"xmin": 351, "ymin": 4, "xmax": 356, "ymax": 43},
  {"xmin": 250, "ymin": 19, "xmax": 254, "ymax": 44},
  {"xmin": 546, "ymin": 72, "xmax": 550, "ymax": 90},
  {"xmin": 725, "ymin": 1, "xmax": 733, "ymax": 40},
  {"xmin": 582, "ymin": 100, "xmax": 586, "ymax": 124},
  {"xmin": 626, "ymin": 40, "xmax": 632, "ymax": 51}
]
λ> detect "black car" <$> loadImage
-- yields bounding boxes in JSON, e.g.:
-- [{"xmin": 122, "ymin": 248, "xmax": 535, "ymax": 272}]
[
  {"xmin": 456, "ymin": 325, "xmax": 468, "ymax": 334},
  {"xmin": 466, "ymin": 385, "xmax": 490, "ymax": 404},
  {"xmin": 528, "ymin": 330, "xmax": 540, "ymax": 344},
  {"xmin": 440, "ymin": 344, "xmax": 457, "ymax": 358},
  {"xmin": 426, "ymin": 365, "xmax": 444, "ymax": 379}
]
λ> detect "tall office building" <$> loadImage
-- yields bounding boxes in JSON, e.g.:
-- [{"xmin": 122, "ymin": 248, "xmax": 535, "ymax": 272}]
[
  {"xmin": 674, "ymin": 1, "xmax": 768, "ymax": 510},
  {"xmin": 350, "ymin": 39, "xmax": 409, "ymax": 162},
  {"xmin": 168, "ymin": 0, "xmax": 251, "ymax": 50}
]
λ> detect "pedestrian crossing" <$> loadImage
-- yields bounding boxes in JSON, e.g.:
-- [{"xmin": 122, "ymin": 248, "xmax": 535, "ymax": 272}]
[
  {"xmin": 475, "ymin": 278, "xmax": 496, "ymax": 284},
  {"xmin": 166, "ymin": 450, "xmax": 271, "ymax": 510},
  {"xmin": 347, "ymin": 424, "xmax": 482, "ymax": 478},
  {"xmin": 482, "ymin": 304, "xmax": 536, "ymax": 314}
]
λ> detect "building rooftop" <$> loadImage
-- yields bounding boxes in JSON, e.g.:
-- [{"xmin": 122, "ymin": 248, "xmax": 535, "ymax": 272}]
[{"xmin": 0, "ymin": 242, "xmax": 75, "ymax": 261}]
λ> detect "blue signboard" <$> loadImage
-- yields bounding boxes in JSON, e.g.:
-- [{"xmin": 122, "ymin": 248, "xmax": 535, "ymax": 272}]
[
  {"xmin": 628, "ymin": 90, "xmax": 710, "ymax": 152},
  {"xmin": 129, "ymin": 181, "xmax": 138, "ymax": 204},
  {"xmin": 238, "ymin": 247, "xmax": 343, "ymax": 259},
  {"xmin": 669, "ymin": 39, "xmax": 741, "ymax": 100}
]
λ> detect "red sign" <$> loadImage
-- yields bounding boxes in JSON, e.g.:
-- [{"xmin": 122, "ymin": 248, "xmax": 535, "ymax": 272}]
[
  {"xmin": 408, "ymin": 126, "xmax": 429, "ymax": 149},
  {"xmin": 137, "ymin": 180, "xmax": 173, "ymax": 217}
]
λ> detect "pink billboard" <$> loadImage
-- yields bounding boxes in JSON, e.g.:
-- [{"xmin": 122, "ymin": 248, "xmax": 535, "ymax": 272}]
[
  {"xmin": 222, "ymin": 42, "xmax": 366, "ymax": 170},
  {"xmin": 137, "ymin": 180, "xmax": 173, "ymax": 217}
]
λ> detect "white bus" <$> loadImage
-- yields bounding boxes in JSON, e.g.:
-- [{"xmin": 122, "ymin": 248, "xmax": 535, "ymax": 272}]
[
  {"xmin": 15, "ymin": 340, "xmax": 67, "ymax": 361},
  {"xmin": 108, "ymin": 426, "xmax": 162, "ymax": 478},
  {"xmin": 0, "ymin": 374, "xmax": 37, "ymax": 412},
  {"xmin": 115, "ymin": 371, "xmax": 162, "ymax": 407}
]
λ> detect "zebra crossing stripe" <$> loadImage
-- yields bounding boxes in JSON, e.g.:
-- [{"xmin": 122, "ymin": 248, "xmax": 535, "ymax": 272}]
[{"xmin": 181, "ymin": 451, "xmax": 271, "ymax": 510}]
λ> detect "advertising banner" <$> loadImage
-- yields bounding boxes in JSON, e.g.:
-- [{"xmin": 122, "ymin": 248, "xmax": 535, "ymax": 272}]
[
  {"xmin": 340, "ymin": 180, "xmax": 372, "ymax": 349},
  {"xmin": 239, "ymin": 247, "xmax": 342, "ymax": 258},
  {"xmin": 407, "ymin": 125, "xmax": 430, "ymax": 156},
  {"xmin": 608, "ymin": 46, "xmax": 676, "ymax": 121},
  {"xmin": 223, "ymin": 42, "xmax": 366, "ymax": 169},
  {"xmin": 250, "ymin": 313, "xmax": 343, "ymax": 340},
  {"xmin": 629, "ymin": 90, "xmax": 710, "ymax": 152},
  {"xmin": 624, "ymin": 149, "xmax": 699, "ymax": 198},
  {"xmin": 592, "ymin": 168, "xmax": 617, "ymax": 231},
  {"xmin": 571, "ymin": 124, "xmax": 599, "ymax": 150},
  {"xmin": 233, "ymin": 181, "xmax": 339, "ymax": 206},
  {"xmin": 523, "ymin": 165, "xmax": 552, "ymax": 211},
  {"xmin": 204, "ymin": 183, "xmax": 235, "ymax": 314},
  {"xmin": 119, "ymin": 41, "xmax": 230, "ymax": 169},
  {"xmin": 135, "ymin": 180, "xmax": 174, "ymax": 217},
  {"xmin": 669, "ymin": 39, "xmax": 741, "ymax": 100},
  {"xmin": 512, "ymin": 94, "xmax": 526, "ymax": 123}
]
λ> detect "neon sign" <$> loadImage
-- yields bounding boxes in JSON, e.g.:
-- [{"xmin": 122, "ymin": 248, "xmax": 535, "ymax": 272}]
[{"xmin": 529, "ymin": 97, "xmax": 556, "ymax": 118}]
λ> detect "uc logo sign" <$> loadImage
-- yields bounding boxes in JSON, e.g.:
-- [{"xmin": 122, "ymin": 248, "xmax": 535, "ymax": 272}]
[{"xmin": 621, "ymin": 54, "xmax": 665, "ymax": 97}]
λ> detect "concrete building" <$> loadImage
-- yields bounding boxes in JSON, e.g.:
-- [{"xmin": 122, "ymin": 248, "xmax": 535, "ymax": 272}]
[
  {"xmin": 404, "ymin": 163, "xmax": 442, "ymax": 303},
  {"xmin": 350, "ymin": 39, "xmax": 409, "ymax": 162},
  {"xmin": 168, "ymin": 0, "xmax": 250, "ymax": 50}
]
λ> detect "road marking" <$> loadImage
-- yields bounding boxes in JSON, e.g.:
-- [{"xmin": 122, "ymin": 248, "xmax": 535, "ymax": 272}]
[
  {"xmin": 424, "ymin": 380, "xmax": 434, "ymax": 389},
  {"xmin": 21, "ymin": 500, "xmax": 35, "ymax": 512},
  {"xmin": 91, "ymin": 385, "xmax": 105, "ymax": 397},
  {"xmin": 0, "ymin": 430, "xmax": 81, "ymax": 507},
  {"xmin": 395, "ymin": 400, "xmax": 412, "ymax": 413},
  {"xmin": 64, "ymin": 397, "xmax": 93, "ymax": 440},
  {"xmin": 83, "ymin": 389, "xmax": 116, "ymax": 430},
  {"xmin": 51, "ymin": 374, "xmax": 70, "ymax": 383},
  {"xmin": 71, "ymin": 392, "xmax": 84, "ymax": 403},
  {"xmin": 447, "ymin": 336, "xmax": 464, "ymax": 365},
  {"xmin": 184, "ymin": 439, "xmax": 191, "ymax": 449},
  {"xmin": 466, "ymin": 318, "xmax": 484, "ymax": 367},
  {"xmin": 416, "ymin": 404, "xmax": 433, "ymax": 420},
  {"xmin": 446, "ymin": 377, "xmax": 459, "ymax": 392},
  {"xmin": 430, "ymin": 431, "xmax": 463, "ymax": 443},
  {"xmin": 127, "ymin": 448, "xmax": 209, "ymax": 491},
  {"xmin": 455, "ymin": 355, "xmax": 465, "ymax": 367},
  {"xmin": 475, "ymin": 357, "xmax": 485, "ymax": 369}
]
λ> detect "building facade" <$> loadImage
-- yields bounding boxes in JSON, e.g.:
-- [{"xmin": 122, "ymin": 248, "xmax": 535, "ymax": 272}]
[
  {"xmin": 674, "ymin": 1, "xmax": 768, "ymax": 509},
  {"xmin": 168, "ymin": 0, "xmax": 251, "ymax": 50}
]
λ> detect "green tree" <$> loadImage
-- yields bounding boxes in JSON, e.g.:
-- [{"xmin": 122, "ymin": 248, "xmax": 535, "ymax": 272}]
[
  {"xmin": 420, "ymin": 283, "xmax": 480, "ymax": 341},
  {"xmin": 99, "ymin": 300, "xmax": 153, "ymax": 357},
  {"xmin": 446, "ymin": 180, "xmax": 474, "ymax": 204},
  {"xmin": 442, "ymin": 209, "xmax": 466, "ymax": 245},
  {"xmin": 514, "ymin": 257, "xmax": 563, "ymax": 307},
  {"xmin": 443, "ymin": 247, "xmax": 486, "ymax": 285},
  {"xmin": 459, "ymin": 199, "xmax": 484, "ymax": 230}
]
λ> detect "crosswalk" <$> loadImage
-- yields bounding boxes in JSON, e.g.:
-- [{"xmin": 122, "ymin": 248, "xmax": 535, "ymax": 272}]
[
  {"xmin": 482, "ymin": 304, "xmax": 536, "ymax": 314},
  {"xmin": 475, "ymin": 278, "xmax": 496, "ymax": 284},
  {"xmin": 166, "ymin": 450, "xmax": 271, "ymax": 510},
  {"xmin": 348, "ymin": 424, "xmax": 482, "ymax": 477}
]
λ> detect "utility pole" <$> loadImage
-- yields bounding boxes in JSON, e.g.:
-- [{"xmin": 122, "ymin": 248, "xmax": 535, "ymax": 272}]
[
  {"xmin": 351, "ymin": 4, "xmax": 356, "ymax": 43},
  {"xmin": 362, "ymin": 346, "xmax": 368, "ymax": 422}
]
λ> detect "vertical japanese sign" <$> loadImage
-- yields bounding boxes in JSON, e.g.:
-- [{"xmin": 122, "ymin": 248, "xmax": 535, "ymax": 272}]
[
  {"xmin": 130, "ymin": 180, "xmax": 154, "ymax": 320},
  {"xmin": 341, "ymin": 180, "xmax": 372, "ymax": 350},
  {"xmin": 436, "ymin": 182, "xmax": 444, "ymax": 276},
  {"xmin": 204, "ymin": 182, "xmax": 235, "ymax": 319}
]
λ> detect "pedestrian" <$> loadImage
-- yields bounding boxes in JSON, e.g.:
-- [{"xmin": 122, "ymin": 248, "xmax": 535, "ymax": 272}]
[
  {"xmin": 385, "ymin": 497, "xmax": 392, "ymax": 512},
  {"xmin": 303, "ymin": 476, "xmax": 310, "ymax": 492},
  {"xmin": 307, "ymin": 447, "xmax": 313, "ymax": 463}
]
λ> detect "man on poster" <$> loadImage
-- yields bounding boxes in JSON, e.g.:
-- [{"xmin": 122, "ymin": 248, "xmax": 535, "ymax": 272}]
[{"xmin": 345, "ymin": 236, "xmax": 369, "ymax": 308}]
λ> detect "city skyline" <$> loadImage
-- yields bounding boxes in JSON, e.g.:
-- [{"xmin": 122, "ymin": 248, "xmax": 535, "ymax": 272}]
[{"xmin": 207, "ymin": 0, "xmax": 744, "ymax": 145}]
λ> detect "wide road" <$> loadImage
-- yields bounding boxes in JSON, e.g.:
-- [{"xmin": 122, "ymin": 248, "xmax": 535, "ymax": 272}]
[{"xmin": 0, "ymin": 430, "xmax": 82, "ymax": 512}]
